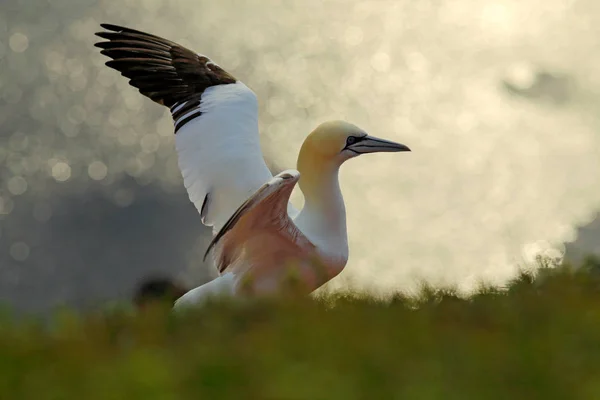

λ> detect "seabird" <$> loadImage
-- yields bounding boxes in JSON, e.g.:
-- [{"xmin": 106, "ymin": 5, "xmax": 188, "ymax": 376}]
[{"xmin": 94, "ymin": 24, "xmax": 411, "ymax": 309}]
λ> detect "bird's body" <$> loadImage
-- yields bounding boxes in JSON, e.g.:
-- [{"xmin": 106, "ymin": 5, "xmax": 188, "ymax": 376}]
[{"xmin": 95, "ymin": 24, "xmax": 411, "ymax": 309}]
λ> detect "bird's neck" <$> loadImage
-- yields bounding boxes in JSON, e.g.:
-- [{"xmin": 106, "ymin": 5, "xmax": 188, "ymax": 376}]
[{"xmin": 296, "ymin": 149, "xmax": 348, "ymax": 261}]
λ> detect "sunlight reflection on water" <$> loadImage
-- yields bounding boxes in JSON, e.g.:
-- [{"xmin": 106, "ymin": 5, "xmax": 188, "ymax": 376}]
[{"xmin": 2, "ymin": 0, "xmax": 600, "ymax": 299}]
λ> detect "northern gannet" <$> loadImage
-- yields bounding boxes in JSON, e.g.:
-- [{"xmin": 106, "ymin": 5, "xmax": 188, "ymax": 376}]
[{"xmin": 94, "ymin": 24, "xmax": 411, "ymax": 309}]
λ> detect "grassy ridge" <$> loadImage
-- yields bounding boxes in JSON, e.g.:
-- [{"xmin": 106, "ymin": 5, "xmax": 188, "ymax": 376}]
[{"xmin": 3, "ymin": 259, "xmax": 600, "ymax": 399}]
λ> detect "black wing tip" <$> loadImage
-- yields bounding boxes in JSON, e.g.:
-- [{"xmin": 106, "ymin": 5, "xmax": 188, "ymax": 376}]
[
  {"xmin": 95, "ymin": 23, "xmax": 132, "ymax": 37},
  {"xmin": 94, "ymin": 31, "xmax": 121, "ymax": 42},
  {"xmin": 94, "ymin": 22, "xmax": 238, "ymax": 112},
  {"xmin": 100, "ymin": 23, "xmax": 129, "ymax": 32},
  {"xmin": 104, "ymin": 59, "xmax": 124, "ymax": 69},
  {"xmin": 97, "ymin": 23, "xmax": 173, "ymax": 45}
]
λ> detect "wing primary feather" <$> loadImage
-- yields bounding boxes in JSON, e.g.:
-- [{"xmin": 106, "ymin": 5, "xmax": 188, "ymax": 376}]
[
  {"xmin": 100, "ymin": 23, "xmax": 179, "ymax": 45},
  {"xmin": 94, "ymin": 39, "xmax": 170, "ymax": 51},
  {"xmin": 106, "ymin": 58, "xmax": 172, "ymax": 67},
  {"xmin": 95, "ymin": 23, "xmax": 237, "ymax": 122},
  {"xmin": 100, "ymin": 48, "xmax": 172, "ymax": 61},
  {"xmin": 95, "ymin": 31, "xmax": 175, "ymax": 49}
]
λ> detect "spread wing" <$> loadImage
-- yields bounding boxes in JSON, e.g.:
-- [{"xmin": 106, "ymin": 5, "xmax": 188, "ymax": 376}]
[
  {"xmin": 204, "ymin": 170, "xmax": 315, "ymax": 275},
  {"xmin": 95, "ymin": 24, "xmax": 274, "ymax": 233}
]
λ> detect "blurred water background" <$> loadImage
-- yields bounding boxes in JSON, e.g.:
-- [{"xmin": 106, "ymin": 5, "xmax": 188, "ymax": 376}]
[{"xmin": 2, "ymin": 0, "xmax": 600, "ymax": 313}]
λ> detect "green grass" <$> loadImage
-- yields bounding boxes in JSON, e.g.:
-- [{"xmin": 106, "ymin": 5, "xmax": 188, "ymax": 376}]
[{"xmin": 4, "ymin": 257, "xmax": 600, "ymax": 399}]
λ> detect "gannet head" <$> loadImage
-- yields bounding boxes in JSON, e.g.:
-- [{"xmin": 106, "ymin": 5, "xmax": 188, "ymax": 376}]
[{"xmin": 302, "ymin": 120, "xmax": 410, "ymax": 165}]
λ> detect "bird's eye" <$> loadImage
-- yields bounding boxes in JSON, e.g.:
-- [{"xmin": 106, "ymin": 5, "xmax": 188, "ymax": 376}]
[{"xmin": 346, "ymin": 136, "xmax": 357, "ymax": 146}]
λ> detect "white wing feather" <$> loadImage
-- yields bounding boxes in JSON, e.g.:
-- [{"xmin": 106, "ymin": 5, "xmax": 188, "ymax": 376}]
[{"xmin": 175, "ymin": 82, "xmax": 273, "ymax": 233}]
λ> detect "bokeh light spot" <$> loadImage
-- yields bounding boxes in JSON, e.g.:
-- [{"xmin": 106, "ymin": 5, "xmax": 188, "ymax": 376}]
[
  {"xmin": 7, "ymin": 176, "xmax": 28, "ymax": 195},
  {"xmin": 370, "ymin": 52, "xmax": 390, "ymax": 72},
  {"xmin": 10, "ymin": 242, "xmax": 30, "ymax": 262},
  {"xmin": 9, "ymin": 33, "xmax": 29, "ymax": 53},
  {"xmin": 52, "ymin": 162, "xmax": 72, "ymax": 182},
  {"xmin": 114, "ymin": 188, "xmax": 135, "ymax": 207},
  {"xmin": 88, "ymin": 161, "xmax": 108, "ymax": 181}
]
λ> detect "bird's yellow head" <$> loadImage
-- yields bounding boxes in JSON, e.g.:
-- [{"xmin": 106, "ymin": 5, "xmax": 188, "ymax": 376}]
[
  {"xmin": 296, "ymin": 120, "xmax": 410, "ymax": 201},
  {"xmin": 298, "ymin": 120, "xmax": 410, "ymax": 167}
]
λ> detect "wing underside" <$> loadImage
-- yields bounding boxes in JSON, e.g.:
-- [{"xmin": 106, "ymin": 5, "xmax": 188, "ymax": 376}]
[{"xmin": 205, "ymin": 170, "xmax": 314, "ymax": 275}]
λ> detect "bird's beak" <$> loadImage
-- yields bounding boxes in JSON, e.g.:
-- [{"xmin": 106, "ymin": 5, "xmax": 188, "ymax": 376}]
[{"xmin": 346, "ymin": 135, "xmax": 411, "ymax": 154}]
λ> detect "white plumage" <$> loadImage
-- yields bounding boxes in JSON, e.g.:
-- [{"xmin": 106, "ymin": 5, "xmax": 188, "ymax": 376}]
[
  {"xmin": 175, "ymin": 81, "xmax": 273, "ymax": 233},
  {"xmin": 95, "ymin": 24, "xmax": 411, "ymax": 309}
]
